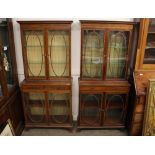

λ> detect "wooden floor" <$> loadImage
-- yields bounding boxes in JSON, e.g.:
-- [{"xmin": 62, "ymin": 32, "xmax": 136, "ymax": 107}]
[{"xmin": 22, "ymin": 127, "xmax": 128, "ymax": 136}]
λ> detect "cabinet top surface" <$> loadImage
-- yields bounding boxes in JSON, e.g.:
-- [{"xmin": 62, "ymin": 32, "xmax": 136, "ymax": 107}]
[
  {"xmin": 134, "ymin": 71, "xmax": 155, "ymax": 95},
  {"xmin": 80, "ymin": 20, "xmax": 137, "ymax": 25},
  {"xmin": 17, "ymin": 21, "xmax": 73, "ymax": 24}
]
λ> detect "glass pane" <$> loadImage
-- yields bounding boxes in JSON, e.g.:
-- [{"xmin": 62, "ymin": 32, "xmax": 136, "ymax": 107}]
[
  {"xmin": 144, "ymin": 18, "xmax": 155, "ymax": 64},
  {"xmin": 48, "ymin": 93, "xmax": 70, "ymax": 124},
  {"xmin": 80, "ymin": 94, "xmax": 101, "ymax": 125},
  {"xmin": 104, "ymin": 94, "xmax": 126, "ymax": 125},
  {"xmin": 0, "ymin": 83, "xmax": 2, "ymax": 97},
  {"xmin": 106, "ymin": 31, "xmax": 129, "ymax": 79},
  {"xmin": 0, "ymin": 33, "xmax": 3, "ymax": 97},
  {"xmin": 0, "ymin": 19, "xmax": 14, "ymax": 90},
  {"xmin": 48, "ymin": 31, "xmax": 69, "ymax": 77},
  {"xmin": 82, "ymin": 30, "xmax": 104, "ymax": 79},
  {"xmin": 24, "ymin": 31, "xmax": 45, "ymax": 77},
  {"xmin": 25, "ymin": 93, "xmax": 46, "ymax": 123}
]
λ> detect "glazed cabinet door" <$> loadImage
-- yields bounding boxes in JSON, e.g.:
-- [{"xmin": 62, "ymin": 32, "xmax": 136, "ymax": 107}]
[
  {"xmin": 141, "ymin": 19, "xmax": 155, "ymax": 69},
  {"xmin": 79, "ymin": 93, "xmax": 102, "ymax": 126},
  {"xmin": 48, "ymin": 93, "xmax": 71, "ymax": 125},
  {"xmin": 81, "ymin": 28, "xmax": 132, "ymax": 80},
  {"xmin": 22, "ymin": 30, "xmax": 46, "ymax": 79},
  {"xmin": 135, "ymin": 18, "xmax": 155, "ymax": 70},
  {"xmin": 143, "ymin": 19, "xmax": 155, "ymax": 65},
  {"xmin": 106, "ymin": 31, "xmax": 131, "ymax": 80},
  {"xmin": 0, "ymin": 44, "xmax": 7, "ymax": 98},
  {"xmin": 48, "ymin": 30, "xmax": 70, "ymax": 78},
  {"xmin": 103, "ymin": 93, "xmax": 128, "ymax": 126},
  {"xmin": 0, "ymin": 19, "xmax": 17, "ymax": 98},
  {"xmin": 23, "ymin": 92, "xmax": 47, "ymax": 124},
  {"xmin": 19, "ymin": 21, "xmax": 72, "ymax": 81},
  {"xmin": 81, "ymin": 30, "xmax": 104, "ymax": 79}
]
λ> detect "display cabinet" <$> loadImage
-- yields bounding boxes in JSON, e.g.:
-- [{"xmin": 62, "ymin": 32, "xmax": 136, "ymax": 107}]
[
  {"xmin": 79, "ymin": 80, "xmax": 130, "ymax": 128},
  {"xmin": 21, "ymin": 80, "xmax": 72, "ymax": 128},
  {"xmin": 129, "ymin": 18, "xmax": 155, "ymax": 135},
  {"xmin": 135, "ymin": 18, "xmax": 155, "ymax": 70},
  {"xmin": 80, "ymin": 21, "xmax": 133, "ymax": 80},
  {"xmin": 0, "ymin": 18, "xmax": 18, "ymax": 99},
  {"xmin": 19, "ymin": 21, "xmax": 71, "ymax": 80},
  {"xmin": 0, "ymin": 18, "xmax": 24, "ymax": 135},
  {"xmin": 78, "ymin": 21, "xmax": 134, "ymax": 129},
  {"xmin": 18, "ymin": 21, "xmax": 72, "ymax": 129}
]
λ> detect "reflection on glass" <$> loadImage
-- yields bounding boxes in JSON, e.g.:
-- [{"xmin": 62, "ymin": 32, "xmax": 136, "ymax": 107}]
[
  {"xmin": 106, "ymin": 31, "xmax": 128, "ymax": 79},
  {"xmin": 82, "ymin": 30, "xmax": 104, "ymax": 79},
  {"xmin": 144, "ymin": 18, "xmax": 155, "ymax": 64},
  {"xmin": 48, "ymin": 93, "xmax": 70, "ymax": 124},
  {"xmin": 0, "ymin": 19, "xmax": 14, "ymax": 90},
  {"xmin": 104, "ymin": 94, "xmax": 126, "ymax": 125},
  {"xmin": 48, "ymin": 31, "xmax": 69, "ymax": 77},
  {"xmin": 26, "ymin": 93, "xmax": 45, "ymax": 123},
  {"xmin": 81, "ymin": 94, "xmax": 101, "ymax": 125},
  {"xmin": 25, "ymin": 31, "xmax": 45, "ymax": 77}
]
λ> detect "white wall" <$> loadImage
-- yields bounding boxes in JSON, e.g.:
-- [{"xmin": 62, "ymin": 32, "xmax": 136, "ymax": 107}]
[{"xmin": 12, "ymin": 18, "xmax": 133, "ymax": 121}]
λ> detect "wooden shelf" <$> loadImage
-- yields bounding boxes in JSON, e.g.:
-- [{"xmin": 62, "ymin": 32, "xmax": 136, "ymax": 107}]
[
  {"xmin": 145, "ymin": 46, "xmax": 155, "ymax": 49},
  {"xmin": 148, "ymin": 31, "xmax": 155, "ymax": 34},
  {"xmin": 104, "ymin": 117, "xmax": 123, "ymax": 125},
  {"xmin": 106, "ymin": 103, "xmax": 123, "ymax": 109}
]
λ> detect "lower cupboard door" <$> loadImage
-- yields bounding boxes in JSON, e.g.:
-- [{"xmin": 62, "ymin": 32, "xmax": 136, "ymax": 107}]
[
  {"xmin": 80, "ymin": 94, "xmax": 102, "ymax": 126},
  {"xmin": 24, "ymin": 92, "xmax": 46, "ymax": 124},
  {"xmin": 104, "ymin": 94, "xmax": 127, "ymax": 126},
  {"xmin": 48, "ymin": 93, "xmax": 70, "ymax": 124}
]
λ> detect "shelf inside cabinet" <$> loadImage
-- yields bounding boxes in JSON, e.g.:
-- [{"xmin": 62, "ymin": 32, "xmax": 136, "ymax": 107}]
[
  {"xmin": 29, "ymin": 107, "xmax": 45, "ymax": 115},
  {"xmin": 145, "ymin": 46, "xmax": 155, "ymax": 49},
  {"xmin": 148, "ymin": 32, "xmax": 155, "ymax": 34},
  {"xmin": 108, "ymin": 46, "xmax": 127, "ymax": 49},
  {"xmin": 29, "ymin": 62, "xmax": 69, "ymax": 64},
  {"xmin": 49, "ymin": 45, "xmax": 69, "ymax": 47},
  {"xmin": 83, "ymin": 46, "xmax": 104, "ymax": 49},
  {"xmin": 25, "ymin": 45, "xmax": 43, "ymax": 47},
  {"xmin": 106, "ymin": 102, "xmax": 123, "ymax": 109},
  {"xmin": 104, "ymin": 117, "xmax": 123, "ymax": 125},
  {"xmin": 81, "ymin": 102, "xmax": 100, "ymax": 109},
  {"xmin": 28, "ymin": 100, "xmax": 44, "ymax": 107},
  {"xmin": 49, "ymin": 115, "xmax": 69, "ymax": 123},
  {"xmin": 107, "ymin": 58, "xmax": 126, "ymax": 61}
]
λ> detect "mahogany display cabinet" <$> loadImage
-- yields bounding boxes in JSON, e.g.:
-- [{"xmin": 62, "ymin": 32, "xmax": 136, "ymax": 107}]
[
  {"xmin": 78, "ymin": 21, "xmax": 135, "ymax": 129},
  {"xmin": 0, "ymin": 18, "xmax": 24, "ymax": 135},
  {"xmin": 129, "ymin": 18, "xmax": 155, "ymax": 135},
  {"xmin": 20, "ymin": 80, "xmax": 72, "ymax": 129},
  {"xmin": 79, "ymin": 80, "xmax": 130, "ymax": 128},
  {"xmin": 18, "ymin": 21, "xmax": 72, "ymax": 129}
]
